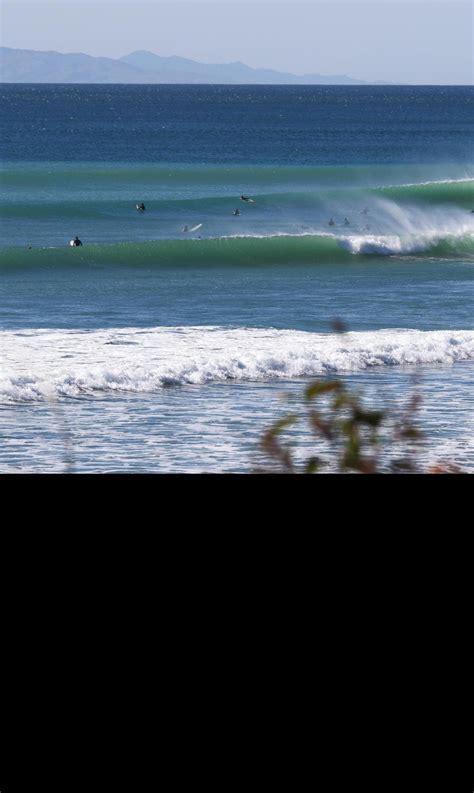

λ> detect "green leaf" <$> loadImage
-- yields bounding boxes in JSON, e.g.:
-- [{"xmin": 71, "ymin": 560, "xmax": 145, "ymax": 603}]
[
  {"xmin": 304, "ymin": 457, "xmax": 322, "ymax": 474},
  {"xmin": 266, "ymin": 414, "xmax": 298, "ymax": 436},
  {"xmin": 304, "ymin": 380, "xmax": 342, "ymax": 402},
  {"xmin": 354, "ymin": 409, "xmax": 385, "ymax": 427}
]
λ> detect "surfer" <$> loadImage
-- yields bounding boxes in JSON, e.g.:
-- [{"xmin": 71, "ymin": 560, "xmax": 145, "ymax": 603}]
[
  {"xmin": 240, "ymin": 195, "xmax": 255, "ymax": 203},
  {"xmin": 182, "ymin": 225, "xmax": 189, "ymax": 232},
  {"xmin": 233, "ymin": 208, "xmax": 240, "ymax": 216},
  {"xmin": 136, "ymin": 202, "xmax": 146, "ymax": 211},
  {"xmin": 344, "ymin": 218, "xmax": 350, "ymax": 226},
  {"xmin": 328, "ymin": 218, "xmax": 335, "ymax": 227},
  {"xmin": 71, "ymin": 236, "xmax": 83, "ymax": 247}
]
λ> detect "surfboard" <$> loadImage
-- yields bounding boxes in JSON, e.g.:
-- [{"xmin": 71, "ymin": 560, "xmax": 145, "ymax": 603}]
[{"xmin": 189, "ymin": 224, "xmax": 203, "ymax": 232}]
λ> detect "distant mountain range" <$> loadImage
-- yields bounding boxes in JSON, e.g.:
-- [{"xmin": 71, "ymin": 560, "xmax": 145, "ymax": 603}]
[{"xmin": 0, "ymin": 47, "xmax": 377, "ymax": 85}]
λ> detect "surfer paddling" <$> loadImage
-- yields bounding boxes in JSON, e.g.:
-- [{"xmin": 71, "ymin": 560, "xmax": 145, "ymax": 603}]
[{"xmin": 240, "ymin": 195, "xmax": 255, "ymax": 203}]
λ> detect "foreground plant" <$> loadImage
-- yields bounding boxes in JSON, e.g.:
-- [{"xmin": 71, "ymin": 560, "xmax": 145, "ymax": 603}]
[{"xmin": 256, "ymin": 378, "xmax": 461, "ymax": 474}]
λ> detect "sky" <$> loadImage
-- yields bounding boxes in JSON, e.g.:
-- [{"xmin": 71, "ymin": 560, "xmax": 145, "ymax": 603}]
[{"xmin": 0, "ymin": 0, "xmax": 472, "ymax": 84}]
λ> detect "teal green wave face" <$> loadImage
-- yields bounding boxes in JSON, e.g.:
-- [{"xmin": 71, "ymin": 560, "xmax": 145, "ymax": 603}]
[
  {"xmin": 1, "ymin": 160, "xmax": 473, "ymax": 251},
  {"xmin": 1, "ymin": 230, "xmax": 473, "ymax": 272},
  {"xmin": 2, "ymin": 177, "xmax": 473, "ymax": 216}
]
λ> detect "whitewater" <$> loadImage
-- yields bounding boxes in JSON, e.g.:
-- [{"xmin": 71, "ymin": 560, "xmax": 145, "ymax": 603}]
[{"xmin": 2, "ymin": 327, "xmax": 474, "ymax": 403}]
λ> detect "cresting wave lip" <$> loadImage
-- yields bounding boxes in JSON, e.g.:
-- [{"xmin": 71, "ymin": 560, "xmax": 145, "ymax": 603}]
[
  {"xmin": 374, "ymin": 179, "xmax": 474, "ymax": 208},
  {"xmin": 382, "ymin": 177, "xmax": 474, "ymax": 188},
  {"xmin": 2, "ymin": 327, "xmax": 474, "ymax": 402}
]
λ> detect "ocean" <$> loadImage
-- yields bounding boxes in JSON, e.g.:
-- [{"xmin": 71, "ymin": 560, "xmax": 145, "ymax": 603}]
[{"xmin": 1, "ymin": 84, "xmax": 473, "ymax": 472}]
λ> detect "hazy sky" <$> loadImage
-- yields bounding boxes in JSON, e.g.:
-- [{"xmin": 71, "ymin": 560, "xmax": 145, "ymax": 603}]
[{"xmin": 1, "ymin": 0, "xmax": 472, "ymax": 84}]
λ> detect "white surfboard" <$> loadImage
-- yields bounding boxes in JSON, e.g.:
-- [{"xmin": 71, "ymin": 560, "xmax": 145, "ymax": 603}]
[{"xmin": 189, "ymin": 224, "xmax": 203, "ymax": 232}]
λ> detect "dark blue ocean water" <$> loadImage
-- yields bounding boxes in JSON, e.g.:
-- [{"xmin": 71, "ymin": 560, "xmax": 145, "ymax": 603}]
[
  {"xmin": 1, "ymin": 84, "xmax": 473, "ymax": 164},
  {"xmin": 1, "ymin": 85, "xmax": 473, "ymax": 472}
]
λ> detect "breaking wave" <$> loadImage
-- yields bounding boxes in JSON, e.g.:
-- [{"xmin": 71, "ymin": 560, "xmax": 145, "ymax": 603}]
[{"xmin": 2, "ymin": 326, "xmax": 474, "ymax": 402}]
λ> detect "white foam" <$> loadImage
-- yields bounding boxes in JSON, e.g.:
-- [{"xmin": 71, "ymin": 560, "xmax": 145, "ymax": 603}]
[
  {"xmin": 219, "ymin": 231, "xmax": 334, "ymax": 240},
  {"xmin": 336, "ymin": 232, "xmax": 472, "ymax": 256},
  {"xmin": 384, "ymin": 177, "xmax": 474, "ymax": 188},
  {"xmin": 2, "ymin": 326, "xmax": 474, "ymax": 402},
  {"xmin": 335, "ymin": 200, "xmax": 474, "ymax": 256},
  {"xmin": 338, "ymin": 234, "xmax": 428, "ymax": 256}
]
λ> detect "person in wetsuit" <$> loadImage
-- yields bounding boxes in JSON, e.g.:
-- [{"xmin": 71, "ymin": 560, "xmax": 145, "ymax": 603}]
[{"xmin": 71, "ymin": 236, "xmax": 83, "ymax": 246}]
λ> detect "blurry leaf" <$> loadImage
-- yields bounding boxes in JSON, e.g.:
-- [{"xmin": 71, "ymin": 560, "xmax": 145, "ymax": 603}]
[
  {"xmin": 428, "ymin": 463, "xmax": 462, "ymax": 474},
  {"xmin": 353, "ymin": 458, "xmax": 378, "ymax": 474},
  {"xmin": 304, "ymin": 380, "xmax": 342, "ymax": 402},
  {"xmin": 265, "ymin": 414, "xmax": 298, "ymax": 437},
  {"xmin": 260, "ymin": 415, "xmax": 297, "ymax": 473},
  {"xmin": 332, "ymin": 393, "xmax": 353, "ymax": 410},
  {"xmin": 304, "ymin": 457, "xmax": 323, "ymax": 474},
  {"xmin": 331, "ymin": 319, "xmax": 348, "ymax": 334},
  {"xmin": 309, "ymin": 413, "xmax": 334, "ymax": 440},
  {"xmin": 354, "ymin": 409, "xmax": 384, "ymax": 428},
  {"xmin": 398, "ymin": 426, "xmax": 422, "ymax": 440},
  {"xmin": 340, "ymin": 419, "xmax": 356, "ymax": 436},
  {"xmin": 407, "ymin": 394, "xmax": 422, "ymax": 411},
  {"xmin": 390, "ymin": 459, "xmax": 417, "ymax": 472}
]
